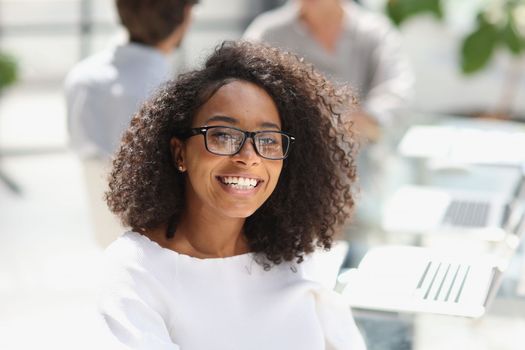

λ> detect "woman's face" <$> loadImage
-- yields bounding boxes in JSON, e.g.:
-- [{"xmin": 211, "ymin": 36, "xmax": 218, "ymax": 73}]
[{"xmin": 172, "ymin": 80, "xmax": 284, "ymax": 220}]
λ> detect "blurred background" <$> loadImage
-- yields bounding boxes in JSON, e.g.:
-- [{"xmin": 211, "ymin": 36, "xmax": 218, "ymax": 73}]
[{"xmin": 1, "ymin": 0, "xmax": 525, "ymax": 349}]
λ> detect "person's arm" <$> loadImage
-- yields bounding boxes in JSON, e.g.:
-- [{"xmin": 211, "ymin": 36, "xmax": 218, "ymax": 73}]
[
  {"xmin": 100, "ymin": 296, "xmax": 180, "ymax": 350},
  {"xmin": 314, "ymin": 288, "xmax": 367, "ymax": 350},
  {"xmin": 98, "ymin": 267, "xmax": 180, "ymax": 349},
  {"xmin": 361, "ymin": 19, "xmax": 414, "ymax": 128},
  {"xmin": 349, "ymin": 111, "xmax": 382, "ymax": 143}
]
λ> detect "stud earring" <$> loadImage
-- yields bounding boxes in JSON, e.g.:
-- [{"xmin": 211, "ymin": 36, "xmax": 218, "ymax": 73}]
[{"xmin": 178, "ymin": 165, "xmax": 185, "ymax": 172}]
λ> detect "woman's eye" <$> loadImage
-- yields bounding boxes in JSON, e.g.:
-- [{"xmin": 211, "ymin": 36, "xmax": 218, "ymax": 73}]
[
  {"xmin": 210, "ymin": 132, "xmax": 233, "ymax": 141},
  {"xmin": 259, "ymin": 135, "xmax": 280, "ymax": 145},
  {"xmin": 260, "ymin": 138, "xmax": 275, "ymax": 144}
]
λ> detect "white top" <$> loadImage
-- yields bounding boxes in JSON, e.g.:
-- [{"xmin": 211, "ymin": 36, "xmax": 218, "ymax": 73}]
[
  {"xmin": 243, "ymin": 0, "xmax": 414, "ymax": 125},
  {"xmin": 99, "ymin": 231, "xmax": 366, "ymax": 350},
  {"xmin": 64, "ymin": 43, "xmax": 171, "ymax": 159}
]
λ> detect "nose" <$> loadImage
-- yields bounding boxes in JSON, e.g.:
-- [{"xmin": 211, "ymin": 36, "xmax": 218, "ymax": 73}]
[{"xmin": 232, "ymin": 138, "xmax": 261, "ymax": 166}]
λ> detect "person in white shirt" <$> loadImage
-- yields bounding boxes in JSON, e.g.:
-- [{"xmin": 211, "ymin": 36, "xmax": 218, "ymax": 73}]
[
  {"xmin": 100, "ymin": 40, "xmax": 366, "ymax": 349},
  {"xmin": 64, "ymin": 0, "xmax": 196, "ymax": 247}
]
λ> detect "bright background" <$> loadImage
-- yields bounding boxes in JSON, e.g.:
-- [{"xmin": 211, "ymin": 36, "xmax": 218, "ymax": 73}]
[{"xmin": 1, "ymin": 0, "xmax": 524, "ymax": 349}]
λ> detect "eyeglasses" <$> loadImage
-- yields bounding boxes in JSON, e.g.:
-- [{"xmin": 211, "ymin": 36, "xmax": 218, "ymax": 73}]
[{"xmin": 180, "ymin": 125, "xmax": 295, "ymax": 160}]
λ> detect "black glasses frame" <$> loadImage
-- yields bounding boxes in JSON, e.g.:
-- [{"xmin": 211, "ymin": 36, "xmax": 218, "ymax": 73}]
[{"xmin": 180, "ymin": 125, "xmax": 295, "ymax": 160}]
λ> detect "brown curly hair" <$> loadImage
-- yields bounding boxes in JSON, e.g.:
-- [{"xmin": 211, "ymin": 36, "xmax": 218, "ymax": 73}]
[{"xmin": 106, "ymin": 40, "xmax": 358, "ymax": 267}]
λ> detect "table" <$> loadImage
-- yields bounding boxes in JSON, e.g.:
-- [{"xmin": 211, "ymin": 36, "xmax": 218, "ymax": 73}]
[{"xmin": 344, "ymin": 113, "xmax": 525, "ymax": 349}]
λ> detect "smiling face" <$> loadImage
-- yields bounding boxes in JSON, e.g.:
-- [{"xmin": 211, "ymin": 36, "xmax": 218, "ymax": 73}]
[{"xmin": 171, "ymin": 80, "xmax": 284, "ymax": 221}]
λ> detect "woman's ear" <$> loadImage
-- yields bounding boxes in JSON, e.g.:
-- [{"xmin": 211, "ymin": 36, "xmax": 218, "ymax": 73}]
[{"xmin": 170, "ymin": 137, "xmax": 186, "ymax": 172}]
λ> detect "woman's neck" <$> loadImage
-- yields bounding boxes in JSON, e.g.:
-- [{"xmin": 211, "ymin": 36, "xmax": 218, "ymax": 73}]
[
  {"xmin": 143, "ymin": 211, "xmax": 249, "ymax": 259},
  {"xmin": 173, "ymin": 213, "xmax": 249, "ymax": 258}
]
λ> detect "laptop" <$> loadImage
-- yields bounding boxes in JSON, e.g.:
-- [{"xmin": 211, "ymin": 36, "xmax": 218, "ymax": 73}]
[
  {"xmin": 381, "ymin": 171, "xmax": 525, "ymax": 242},
  {"xmin": 340, "ymin": 245, "xmax": 504, "ymax": 318}
]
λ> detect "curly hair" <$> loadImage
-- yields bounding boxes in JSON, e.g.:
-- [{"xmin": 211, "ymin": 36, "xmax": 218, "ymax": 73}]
[{"xmin": 106, "ymin": 40, "xmax": 358, "ymax": 267}]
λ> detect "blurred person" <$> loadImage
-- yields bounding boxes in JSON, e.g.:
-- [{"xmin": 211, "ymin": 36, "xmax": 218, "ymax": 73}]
[
  {"xmin": 244, "ymin": 0, "xmax": 413, "ymax": 142},
  {"xmin": 244, "ymin": 0, "xmax": 414, "ymax": 233},
  {"xmin": 99, "ymin": 40, "xmax": 365, "ymax": 349},
  {"xmin": 64, "ymin": 0, "xmax": 196, "ymax": 248}
]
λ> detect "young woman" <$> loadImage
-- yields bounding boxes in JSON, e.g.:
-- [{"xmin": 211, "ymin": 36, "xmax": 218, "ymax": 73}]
[{"xmin": 100, "ymin": 40, "xmax": 365, "ymax": 349}]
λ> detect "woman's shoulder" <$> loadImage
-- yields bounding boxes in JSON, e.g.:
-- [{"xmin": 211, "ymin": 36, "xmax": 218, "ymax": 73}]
[
  {"xmin": 105, "ymin": 231, "xmax": 159, "ymax": 262},
  {"xmin": 102, "ymin": 231, "xmax": 178, "ymax": 282},
  {"xmin": 99, "ymin": 232, "xmax": 179, "ymax": 308}
]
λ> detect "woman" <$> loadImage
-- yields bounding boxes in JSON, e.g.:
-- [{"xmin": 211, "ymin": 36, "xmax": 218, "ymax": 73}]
[{"xmin": 100, "ymin": 40, "xmax": 365, "ymax": 349}]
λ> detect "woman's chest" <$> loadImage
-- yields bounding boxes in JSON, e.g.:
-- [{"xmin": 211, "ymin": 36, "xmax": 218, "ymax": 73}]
[{"xmin": 164, "ymin": 267, "xmax": 326, "ymax": 349}]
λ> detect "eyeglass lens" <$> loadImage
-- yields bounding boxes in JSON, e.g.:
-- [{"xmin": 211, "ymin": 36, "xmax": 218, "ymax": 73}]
[{"xmin": 206, "ymin": 127, "xmax": 289, "ymax": 159}]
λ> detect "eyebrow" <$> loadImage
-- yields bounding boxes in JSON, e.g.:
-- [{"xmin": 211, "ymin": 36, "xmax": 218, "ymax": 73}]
[{"xmin": 205, "ymin": 115, "xmax": 281, "ymax": 130}]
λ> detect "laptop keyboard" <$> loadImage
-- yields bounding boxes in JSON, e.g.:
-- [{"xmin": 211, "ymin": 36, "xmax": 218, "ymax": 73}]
[
  {"xmin": 442, "ymin": 199, "xmax": 490, "ymax": 227},
  {"xmin": 416, "ymin": 261, "xmax": 470, "ymax": 303}
]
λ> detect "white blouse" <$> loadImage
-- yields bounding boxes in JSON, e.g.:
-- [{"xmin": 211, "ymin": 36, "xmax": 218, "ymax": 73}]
[{"xmin": 99, "ymin": 231, "xmax": 366, "ymax": 350}]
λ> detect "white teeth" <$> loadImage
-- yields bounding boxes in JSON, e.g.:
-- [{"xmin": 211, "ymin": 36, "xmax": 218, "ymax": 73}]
[{"xmin": 220, "ymin": 176, "xmax": 258, "ymax": 189}]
